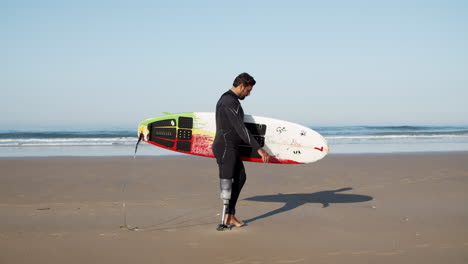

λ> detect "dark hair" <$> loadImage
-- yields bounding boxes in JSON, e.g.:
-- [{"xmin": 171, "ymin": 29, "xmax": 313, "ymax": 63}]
[{"xmin": 233, "ymin": 72, "xmax": 256, "ymax": 87}]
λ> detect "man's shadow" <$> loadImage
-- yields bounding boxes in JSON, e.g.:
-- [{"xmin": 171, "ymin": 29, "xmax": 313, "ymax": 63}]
[{"xmin": 243, "ymin": 188, "xmax": 373, "ymax": 224}]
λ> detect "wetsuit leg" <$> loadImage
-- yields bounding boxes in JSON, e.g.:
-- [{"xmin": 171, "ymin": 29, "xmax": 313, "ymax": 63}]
[
  {"xmin": 214, "ymin": 147, "xmax": 246, "ymax": 214},
  {"xmin": 213, "ymin": 135, "xmax": 247, "ymax": 215},
  {"xmin": 227, "ymin": 160, "xmax": 246, "ymax": 214},
  {"xmin": 216, "ymin": 149, "xmax": 238, "ymax": 179}
]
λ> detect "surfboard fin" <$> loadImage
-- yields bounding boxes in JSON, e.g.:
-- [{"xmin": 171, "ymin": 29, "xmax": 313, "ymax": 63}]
[{"xmin": 134, "ymin": 133, "xmax": 143, "ymax": 155}]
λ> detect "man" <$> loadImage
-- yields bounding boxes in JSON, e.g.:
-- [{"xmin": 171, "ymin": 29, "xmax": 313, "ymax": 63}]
[{"xmin": 212, "ymin": 72, "xmax": 270, "ymax": 227}]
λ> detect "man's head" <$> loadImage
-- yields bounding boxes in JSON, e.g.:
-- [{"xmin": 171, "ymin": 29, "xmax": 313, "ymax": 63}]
[{"xmin": 232, "ymin": 72, "xmax": 256, "ymax": 100}]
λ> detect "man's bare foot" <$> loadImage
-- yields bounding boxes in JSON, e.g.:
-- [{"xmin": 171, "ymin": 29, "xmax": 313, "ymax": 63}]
[{"xmin": 224, "ymin": 214, "xmax": 245, "ymax": 227}]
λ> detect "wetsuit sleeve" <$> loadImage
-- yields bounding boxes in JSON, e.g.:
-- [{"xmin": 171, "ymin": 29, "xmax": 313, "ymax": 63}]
[{"xmin": 222, "ymin": 103, "xmax": 262, "ymax": 151}]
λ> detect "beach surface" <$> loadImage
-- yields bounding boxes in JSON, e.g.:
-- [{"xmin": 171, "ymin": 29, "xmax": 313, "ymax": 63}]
[{"xmin": 1, "ymin": 153, "xmax": 467, "ymax": 264}]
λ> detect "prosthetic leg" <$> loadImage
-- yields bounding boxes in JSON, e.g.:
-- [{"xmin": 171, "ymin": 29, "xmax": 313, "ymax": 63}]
[{"xmin": 216, "ymin": 178, "xmax": 232, "ymax": 231}]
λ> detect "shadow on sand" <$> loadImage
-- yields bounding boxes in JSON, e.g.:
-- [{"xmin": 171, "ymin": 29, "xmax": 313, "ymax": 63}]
[{"xmin": 243, "ymin": 188, "xmax": 373, "ymax": 224}]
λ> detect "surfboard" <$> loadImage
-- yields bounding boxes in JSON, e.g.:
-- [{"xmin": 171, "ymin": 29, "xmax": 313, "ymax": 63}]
[{"xmin": 138, "ymin": 112, "xmax": 329, "ymax": 164}]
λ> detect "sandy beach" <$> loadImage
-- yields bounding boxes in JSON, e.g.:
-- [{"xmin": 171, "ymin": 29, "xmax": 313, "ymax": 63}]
[{"xmin": 1, "ymin": 153, "xmax": 467, "ymax": 264}]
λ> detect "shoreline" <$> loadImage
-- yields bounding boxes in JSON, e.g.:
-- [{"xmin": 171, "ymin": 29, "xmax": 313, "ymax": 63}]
[{"xmin": 1, "ymin": 150, "xmax": 468, "ymax": 160}]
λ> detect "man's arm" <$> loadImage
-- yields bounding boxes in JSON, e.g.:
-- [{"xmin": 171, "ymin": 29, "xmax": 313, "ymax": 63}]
[
  {"xmin": 223, "ymin": 103, "xmax": 270, "ymax": 163},
  {"xmin": 223, "ymin": 103, "xmax": 261, "ymax": 151}
]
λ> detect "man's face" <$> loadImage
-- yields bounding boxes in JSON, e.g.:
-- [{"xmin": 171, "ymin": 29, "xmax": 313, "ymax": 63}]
[{"xmin": 239, "ymin": 85, "xmax": 253, "ymax": 100}]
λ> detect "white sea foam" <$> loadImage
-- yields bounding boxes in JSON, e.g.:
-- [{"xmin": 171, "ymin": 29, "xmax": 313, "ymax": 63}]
[
  {"xmin": 327, "ymin": 134, "xmax": 468, "ymax": 141},
  {"xmin": 0, "ymin": 137, "xmax": 136, "ymax": 147}
]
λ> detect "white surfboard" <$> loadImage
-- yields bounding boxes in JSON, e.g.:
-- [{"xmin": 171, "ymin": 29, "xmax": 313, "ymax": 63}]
[{"xmin": 138, "ymin": 112, "xmax": 329, "ymax": 164}]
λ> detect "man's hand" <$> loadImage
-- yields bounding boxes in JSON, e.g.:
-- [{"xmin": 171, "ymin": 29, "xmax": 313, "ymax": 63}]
[{"xmin": 257, "ymin": 148, "xmax": 270, "ymax": 163}]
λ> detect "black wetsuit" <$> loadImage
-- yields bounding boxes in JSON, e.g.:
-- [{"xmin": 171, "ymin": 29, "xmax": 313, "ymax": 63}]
[{"xmin": 212, "ymin": 90, "xmax": 261, "ymax": 214}]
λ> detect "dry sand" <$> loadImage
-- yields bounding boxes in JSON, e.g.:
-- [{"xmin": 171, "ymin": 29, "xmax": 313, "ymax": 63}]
[{"xmin": 0, "ymin": 153, "xmax": 467, "ymax": 264}]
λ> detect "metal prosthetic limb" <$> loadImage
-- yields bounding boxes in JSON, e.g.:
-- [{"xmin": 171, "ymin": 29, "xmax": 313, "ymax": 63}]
[{"xmin": 216, "ymin": 178, "xmax": 232, "ymax": 231}]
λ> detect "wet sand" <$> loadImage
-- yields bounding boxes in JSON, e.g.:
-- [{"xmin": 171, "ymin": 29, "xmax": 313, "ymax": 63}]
[{"xmin": 1, "ymin": 153, "xmax": 467, "ymax": 263}]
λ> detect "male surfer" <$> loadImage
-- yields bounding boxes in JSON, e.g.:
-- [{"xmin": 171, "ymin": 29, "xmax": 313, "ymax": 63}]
[{"xmin": 212, "ymin": 72, "xmax": 270, "ymax": 227}]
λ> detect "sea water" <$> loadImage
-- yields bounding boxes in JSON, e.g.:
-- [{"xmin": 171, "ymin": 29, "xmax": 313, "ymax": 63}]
[
  {"xmin": 0, "ymin": 126, "xmax": 467, "ymax": 157},
  {"xmin": 316, "ymin": 125, "xmax": 468, "ymax": 154}
]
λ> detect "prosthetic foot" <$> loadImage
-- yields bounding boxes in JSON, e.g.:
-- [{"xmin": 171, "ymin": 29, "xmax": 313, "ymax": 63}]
[{"xmin": 216, "ymin": 179, "xmax": 232, "ymax": 231}]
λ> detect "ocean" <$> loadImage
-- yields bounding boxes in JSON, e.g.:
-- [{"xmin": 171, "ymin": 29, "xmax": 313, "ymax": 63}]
[{"xmin": 1, "ymin": 126, "xmax": 468, "ymax": 157}]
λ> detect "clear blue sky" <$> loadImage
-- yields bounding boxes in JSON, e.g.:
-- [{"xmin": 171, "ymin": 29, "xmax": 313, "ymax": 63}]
[{"xmin": 2, "ymin": 0, "xmax": 467, "ymax": 129}]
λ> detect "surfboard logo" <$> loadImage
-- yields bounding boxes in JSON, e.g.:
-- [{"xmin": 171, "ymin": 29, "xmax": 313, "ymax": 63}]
[
  {"xmin": 276, "ymin": 127, "xmax": 287, "ymax": 134},
  {"xmin": 314, "ymin": 146, "xmax": 324, "ymax": 152}
]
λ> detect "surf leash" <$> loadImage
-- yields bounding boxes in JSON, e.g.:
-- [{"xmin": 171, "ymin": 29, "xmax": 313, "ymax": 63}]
[{"xmin": 120, "ymin": 134, "xmax": 145, "ymax": 231}]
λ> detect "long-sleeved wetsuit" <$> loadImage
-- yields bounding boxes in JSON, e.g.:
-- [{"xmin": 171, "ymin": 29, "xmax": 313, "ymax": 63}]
[{"xmin": 212, "ymin": 90, "xmax": 261, "ymax": 214}]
